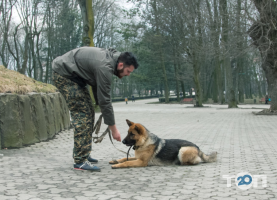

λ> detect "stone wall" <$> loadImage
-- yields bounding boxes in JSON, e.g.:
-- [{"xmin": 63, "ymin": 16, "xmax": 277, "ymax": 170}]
[{"xmin": 0, "ymin": 92, "xmax": 70, "ymax": 149}]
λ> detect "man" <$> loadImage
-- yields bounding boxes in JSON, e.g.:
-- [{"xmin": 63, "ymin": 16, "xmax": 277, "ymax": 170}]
[{"xmin": 52, "ymin": 47, "xmax": 139, "ymax": 171}]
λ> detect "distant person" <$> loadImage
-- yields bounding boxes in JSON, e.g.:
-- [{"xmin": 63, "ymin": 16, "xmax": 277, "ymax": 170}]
[
  {"xmin": 132, "ymin": 95, "xmax": 135, "ymax": 102},
  {"xmin": 52, "ymin": 47, "xmax": 139, "ymax": 171},
  {"xmin": 265, "ymin": 94, "xmax": 269, "ymax": 104},
  {"xmin": 125, "ymin": 97, "xmax": 128, "ymax": 104}
]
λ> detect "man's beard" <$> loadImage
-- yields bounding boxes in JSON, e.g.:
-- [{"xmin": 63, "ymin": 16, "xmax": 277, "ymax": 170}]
[{"xmin": 117, "ymin": 66, "xmax": 125, "ymax": 79}]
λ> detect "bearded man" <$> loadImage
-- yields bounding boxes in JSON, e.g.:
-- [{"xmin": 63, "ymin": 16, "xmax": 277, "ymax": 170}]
[{"xmin": 52, "ymin": 47, "xmax": 139, "ymax": 171}]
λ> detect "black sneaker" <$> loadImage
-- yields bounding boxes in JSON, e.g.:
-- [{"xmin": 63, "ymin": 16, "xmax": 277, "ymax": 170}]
[
  {"xmin": 74, "ymin": 161, "xmax": 101, "ymax": 171},
  {"xmin": 87, "ymin": 155, "xmax": 98, "ymax": 163}
]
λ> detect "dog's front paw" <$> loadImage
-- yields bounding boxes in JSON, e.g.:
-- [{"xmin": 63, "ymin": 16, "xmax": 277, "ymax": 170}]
[
  {"xmin": 111, "ymin": 164, "xmax": 120, "ymax": 169},
  {"xmin": 109, "ymin": 160, "xmax": 119, "ymax": 164}
]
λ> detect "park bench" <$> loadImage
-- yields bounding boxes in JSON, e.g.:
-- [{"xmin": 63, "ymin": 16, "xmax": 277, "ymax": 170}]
[
  {"xmin": 182, "ymin": 98, "xmax": 193, "ymax": 103},
  {"xmin": 259, "ymin": 97, "xmax": 265, "ymax": 103}
]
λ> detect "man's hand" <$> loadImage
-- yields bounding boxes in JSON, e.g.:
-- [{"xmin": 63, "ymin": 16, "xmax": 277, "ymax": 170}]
[{"xmin": 109, "ymin": 125, "xmax": 121, "ymax": 142}]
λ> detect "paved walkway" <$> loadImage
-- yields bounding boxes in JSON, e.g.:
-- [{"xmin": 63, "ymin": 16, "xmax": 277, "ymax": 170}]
[{"xmin": 0, "ymin": 99, "xmax": 276, "ymax": 200}]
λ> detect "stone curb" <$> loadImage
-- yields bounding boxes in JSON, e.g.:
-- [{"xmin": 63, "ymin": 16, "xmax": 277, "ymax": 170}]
[{"xmin": 0, "ymin": 92, "xmax": 70, "ymax": 149}]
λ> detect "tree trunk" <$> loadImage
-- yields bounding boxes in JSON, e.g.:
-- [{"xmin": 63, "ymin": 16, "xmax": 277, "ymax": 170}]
[
  {"xmin": 18, "ymin": 33, "xmax": 29, "ymax": 75},
  {"xmin": 0, "ymin": 0, "xmax": 13, "ymax": 68},
  {"xmin": 192, "ymin": 51, "xmax": 203, "ymax": 107},
  {"xmin": 160, "ymin": 52, "xmax": 169, "ymax": 102},
  {"xmin": 238, "ymin": 57, "xmax": 245, "ymax": 103},
  {"xmin": 266, "ymin": 73, "xmax": 277, "ymax": 110},
  {"xmin": 253, "ymin": 64, "xmax": 263, "ymax": 98},
  {"xmin": 214, "ymin": 0, "xmax": 224, "ymax": 104},
  {"xmin": 185, "ymin": 1, "xmax": 204, "ymax": 107},
  {"xmin": 212, "ymin": 66, "xmax": 218, "ymax": 103},
  {"xmin": 29, "ymin": 36, "xmax": 37, "ymax": 80},
  {"xmin": 204, "ymin": 65, "xmax": 214, "ymax": 102},
  {"xmin": 77, "ymin": 0, "xmax": 97, "ymax": 106},
  {"xmin": 77, "ymin": 0, "xmax": 95, "ymax": 47},
  {"xmin": 220, "ymin": 0, "xmax": 237, "ymax": 108},
  {"xmin": 36, "ymin": 32, "xmax": 44, "ymax": 81},
  {"xmin": 173, "ymin": 49, "xmax": 180, "ymax": 102},
  {"xmin": 235, "ymin": 0, "xmax": 244, "ymax": 103},
  {"xmin": 180, "ymin": 81, "xmax": 186, "ymax": 98},
  {"xmin": 151, "ymin": 0, "xmax": 169, "ymax": 103}
]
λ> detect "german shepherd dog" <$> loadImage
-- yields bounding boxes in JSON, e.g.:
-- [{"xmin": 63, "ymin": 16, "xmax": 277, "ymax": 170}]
[{"xmin": 109, "ymin": 120, "xmax": 217, "ymax": 168}]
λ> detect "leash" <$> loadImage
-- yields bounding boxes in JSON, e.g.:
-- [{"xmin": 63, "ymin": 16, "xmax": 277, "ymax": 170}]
[
  {"xmin": 92, "ymin": 114, "xmax": 132, "ymax": 158},
  {"xmin": 127, "ymin": 146, "xmax": 133, "ymax": 161}
]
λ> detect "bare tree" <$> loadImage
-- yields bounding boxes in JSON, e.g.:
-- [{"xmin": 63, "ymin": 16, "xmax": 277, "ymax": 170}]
[
  {"xmin": 0, "ymin": 0, "xmax": 17, "ymax": 68},
  {"xmin": 248, "ymin": 0, "xmax": 277, "ymax": 111}
]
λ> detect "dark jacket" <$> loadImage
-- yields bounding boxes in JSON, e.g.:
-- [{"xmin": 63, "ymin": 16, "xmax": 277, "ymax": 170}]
[{"xmin": 52, "ymin": 47, "xmax": 121, "ymax": 126}]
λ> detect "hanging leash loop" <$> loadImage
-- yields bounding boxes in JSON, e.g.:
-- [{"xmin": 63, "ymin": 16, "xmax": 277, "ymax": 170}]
[{"xmin": 92, "ymin": 114, "xmax": 132, "ymax": 157}]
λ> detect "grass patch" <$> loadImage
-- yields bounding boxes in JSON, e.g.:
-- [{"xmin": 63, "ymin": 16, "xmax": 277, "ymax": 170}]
[{"xmin": 0, "ymin": 65, "xmax": 57, "ymax": 94}]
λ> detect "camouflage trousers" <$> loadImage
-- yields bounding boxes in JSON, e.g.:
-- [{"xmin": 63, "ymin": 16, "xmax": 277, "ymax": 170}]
[{"xmin": 52, "ymin": 71, "xmax": 94, "ymax": 164}]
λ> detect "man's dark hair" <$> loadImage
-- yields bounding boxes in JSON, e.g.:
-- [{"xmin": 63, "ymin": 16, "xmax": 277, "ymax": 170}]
[{"xmin": 117, "ymin": 52, "xmax": 139, "ymax": 69}]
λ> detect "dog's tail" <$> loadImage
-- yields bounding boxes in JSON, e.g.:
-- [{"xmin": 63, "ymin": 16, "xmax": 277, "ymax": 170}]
[{"xmin": 198, "ymin": 151, "xmax": 217, "ymax": 163}]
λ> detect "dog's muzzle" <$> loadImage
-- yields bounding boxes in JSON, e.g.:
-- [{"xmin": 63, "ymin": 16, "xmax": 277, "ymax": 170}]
[{"xmin": 122, "ymin": 139, "xmax": 135, "ymax": 146}]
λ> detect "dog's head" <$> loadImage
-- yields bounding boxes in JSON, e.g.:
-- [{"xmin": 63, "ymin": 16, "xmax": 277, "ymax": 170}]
[{"xmin": 122, "ymin": 119, "xmax": 147, "ymax": 147}]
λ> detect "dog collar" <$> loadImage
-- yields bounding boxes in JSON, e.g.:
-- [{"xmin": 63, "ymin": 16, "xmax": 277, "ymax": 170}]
[{"xmin": 133, "ymin": 146, "xmax": 139, "ymax": 150}]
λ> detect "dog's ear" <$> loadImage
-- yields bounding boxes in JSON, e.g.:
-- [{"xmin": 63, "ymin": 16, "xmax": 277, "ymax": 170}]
[
  {"xmin": 135, "ymin": 125, "xmax": 141, "ymax": 134},
  {"xmin": 126, "ymin": 119, "xmax": 134, "ymax": 127}
]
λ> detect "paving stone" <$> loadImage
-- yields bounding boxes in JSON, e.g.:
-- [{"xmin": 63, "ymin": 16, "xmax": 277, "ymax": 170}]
[
  {"xmin": 95, "ymin": 194, "xmax": 118, "ymax": 199},
  {"xmin": 48, "ymin": 188, "xmax": 68, "ymax": 194},
  {"xmin": 110, "ymin": 198, "xmax": 124, "ymax": 200},
  {"xmin": 36, "ymin": 185, "xmax": 56, "ymax": 190},
  {"xmin": 0, "ymin": 195, "xmax": 18, "ymax": 200},
  {"xmin": 0, "ymin": 100, "xmax": 275, "ymax": 200},
  {"xmin": 233, "ymin": 195, "xmax": 258, "ymax": 200},
  {"xmin": 136, "ymin": 191, "xmax": 157, "ymax": 197},
  {"xmin": 17, "ymin": 194, "xmax": 38, "ymax": 200},
  {"xmin": 132, "ymin": 196, "xmax": 156, "ymax": 200},
  {"xmin": 211, "ymin": 198, "xmax": 237, "ymax": 200},
  {"xmin": 76, "ymin": 196, "xmax": 91, "ymax": 200},
  {"xmin": 116, "ymin": 192, "xmax": 136, "ymax": 198},
  {"xmin": 29, "ymin": 198, "xmax": 44, "ymax": 200}
]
